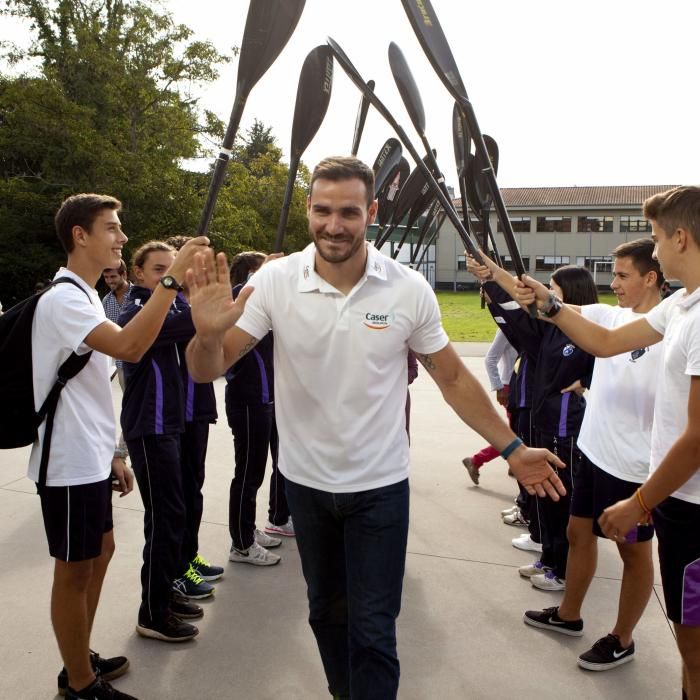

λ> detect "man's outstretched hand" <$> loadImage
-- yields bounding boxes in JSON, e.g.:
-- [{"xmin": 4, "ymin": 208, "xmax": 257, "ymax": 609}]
[
  {"xmin": 507, "ymin": 446, "xmax": 567, "ymax": 500},
  {"xmin": 186, "ymin": 248, "xmax": 253, "ymax": 338}
]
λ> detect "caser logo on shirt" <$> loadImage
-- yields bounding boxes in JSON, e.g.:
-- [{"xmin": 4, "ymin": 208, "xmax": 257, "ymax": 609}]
[{"xmin": 363, "ymin": 312, "xmax": 394, "ymax": 330}]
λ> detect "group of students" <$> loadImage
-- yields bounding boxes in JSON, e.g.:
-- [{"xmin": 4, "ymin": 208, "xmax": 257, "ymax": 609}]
[{"xmin": 464, "ymin": 185, "xmax": 700, "ymax": 699}]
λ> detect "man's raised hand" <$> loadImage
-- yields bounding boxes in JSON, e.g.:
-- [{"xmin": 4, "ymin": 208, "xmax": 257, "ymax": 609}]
[{"xmin": 186, "ymin": 249, "xmax": 253, "ymax": 338}]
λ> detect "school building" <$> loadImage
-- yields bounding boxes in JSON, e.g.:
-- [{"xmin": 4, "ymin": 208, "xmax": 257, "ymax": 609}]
[{"xmin": 430, "ymin": 184, "xmax": 676, "ymax": 289}]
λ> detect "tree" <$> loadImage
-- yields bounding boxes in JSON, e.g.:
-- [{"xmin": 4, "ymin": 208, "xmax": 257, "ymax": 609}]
[{"xmin": 0, "ymin": 0, "xmax": 228, "ymax": 302}]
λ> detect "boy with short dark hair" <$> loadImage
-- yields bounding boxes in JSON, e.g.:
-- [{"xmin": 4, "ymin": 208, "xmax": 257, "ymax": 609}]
[{"xmin": 33, "ymin": 193, "xmax": 207, "ymax": 699}]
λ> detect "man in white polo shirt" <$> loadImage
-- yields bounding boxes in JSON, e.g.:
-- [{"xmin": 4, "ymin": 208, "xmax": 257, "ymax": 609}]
[
  {"xmin": 514, "ymin": 186, "xmax": 700, "ymax": 700},
  {"xmin": 186, "ymin": 156, "xmax": 566, "ymax": 700}
]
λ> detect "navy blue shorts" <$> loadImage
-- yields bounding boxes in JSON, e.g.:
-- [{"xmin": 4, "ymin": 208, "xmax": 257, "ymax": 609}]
[
  {"xmin": 570, "ymin": 452, "xmax": 654, "ymax": 543},
  {"xmin": 655, "ymin": 496, "xmax": 700, "ymax": 626},
  {"xmin": 39, "ymin": 477, "xmax": 113, "ymax": 562}
]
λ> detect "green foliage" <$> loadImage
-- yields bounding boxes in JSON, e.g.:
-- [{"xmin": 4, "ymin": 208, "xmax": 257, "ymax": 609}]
[{"xmin": 0, "ymin": 0, "xmax": 310, "ymax": 306}]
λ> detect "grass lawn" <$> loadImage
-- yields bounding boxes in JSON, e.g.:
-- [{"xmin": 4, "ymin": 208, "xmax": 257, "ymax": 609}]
[{"xmin": 437, "ymin": 290, "xmax": 617, "ymax": 342}]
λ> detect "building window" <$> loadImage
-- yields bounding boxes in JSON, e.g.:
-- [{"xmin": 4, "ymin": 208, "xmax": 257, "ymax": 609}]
[
  {"xmin": 577, "ymin": 216, "xmax": 613, "ymax": 232},
  {"xmin": 457, "ymin": 254, "xmax": 467, "ymax": 271},
  {"xmin": 575, "ymin": 255, "xmax": 613, "ymax": 270},
  {"xmin": 535, "ymin": 255, "xmax": 570, "ymax": 271},
  {"xmin": 620, "ymin": 216, "xmax": 651, "ymax": 233},
  {"xmin": 536, "ymin": 216, "xmax": 572, "ymax": 232},
  {"xmin": 502, "ymin": 255, "xmax": 530, "ymax": 272},
  {"xmin": 497, "ymin": 216, "xmax": 531, "ymax": 233}
]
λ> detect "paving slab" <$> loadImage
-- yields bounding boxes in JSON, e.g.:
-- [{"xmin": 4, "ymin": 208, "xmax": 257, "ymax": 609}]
[{"xmin": 0, "ymin": 349, "xmax": 680, "ymax": 699}]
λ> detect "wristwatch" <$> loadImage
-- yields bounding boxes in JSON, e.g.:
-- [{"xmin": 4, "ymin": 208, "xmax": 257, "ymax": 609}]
[
  {"xmin": 539, "ymin": 292, "xmax": 563, "ymax": 318},
  {"xmin": 159, "ymin": 275, "xmax": 182, "ymax": 292}
]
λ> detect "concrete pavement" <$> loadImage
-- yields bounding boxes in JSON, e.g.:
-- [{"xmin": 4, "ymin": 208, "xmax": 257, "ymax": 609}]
[{"xmin": 0, "ymin": 349, "xmax": 679, "ymax": 699}]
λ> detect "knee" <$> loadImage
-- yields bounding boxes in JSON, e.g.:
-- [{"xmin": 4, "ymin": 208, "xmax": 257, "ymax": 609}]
[
  {"xmin": 566, "ymin": 522, "xmax": 595, "ymax": 549},
  {"xmin": 617, "ymin": 542, "xmax": 652, "ymax": 568},
  {"xmin": 677, "ymin": 633, "xmax": 700, "ymax": 671},
  {"xmin": 54, "ymin": 560, "xmax": 95, "ymax": 592},
  {"xmin": 309, "ymin": 591, "xmax": 347, "ymax": 627},
  {"xmin": 101, "ymin": 534, "xmax": 116, "ymax": 562}
]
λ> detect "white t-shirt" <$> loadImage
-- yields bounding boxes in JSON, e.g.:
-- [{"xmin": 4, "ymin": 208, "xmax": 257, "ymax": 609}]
[
  {"xmin": 576, "ymin": 304, "xmax": 661, "ymax": 483},
  {"xmin": 484, "ymin": 329, "xmax": 517, "ymax": 391},
  {"xmin": 28, "ymin": 269, "xmax": 114, "ymax": 487},
  {"xmin": 235, "ymin": 243, "xmax": 449, "ymax": 492},
  {"xmin": 645, "ymin": 287, "xmax": 700, "ymax": 504}
]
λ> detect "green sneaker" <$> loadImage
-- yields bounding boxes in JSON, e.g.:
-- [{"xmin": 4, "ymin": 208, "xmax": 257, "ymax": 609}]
[
  {"xmin": 172, "ymin": 563, "xmax": 215, "ymax": 599},
  {"xmin": 192, "ymin": 552, "xmax": 224, "ymax": 582}
]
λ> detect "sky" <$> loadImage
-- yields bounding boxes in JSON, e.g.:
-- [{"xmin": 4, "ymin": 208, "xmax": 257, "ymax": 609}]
[{"xmin": 3, "ymin": 0, "xmax": 698, "ymax": 191}]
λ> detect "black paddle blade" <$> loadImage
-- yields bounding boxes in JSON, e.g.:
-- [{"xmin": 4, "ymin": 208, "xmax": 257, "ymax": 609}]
[
  {"xmin": 377, "ymin": 157, "xmax": 410, "ymax": 227},
  {"xmin": 465, "ymin": 153, "xmax": 483, "ymax": 215},
  {"xmin": 452, "ymin": 102, "xmax": 467, "ymax": 178},
  {"xmin": 290, "ymin": 45, "xmax": 334, "ymax": 159},
  {"xmin": 388, "ymin": 42, "xmax": 425, "ymax": 136},
  {"xmin": 351, "ymin": 79, "xmax": 374, "ymax": 156},
  {"xmin": 236, "ymin": 0, "xmax": 306, "ymax": 98},
  {"xmin": 389, "ymin": 154, "xmax": 434, "ymax": 228},
  {"xmin": 474, "ymin": 135, "xmax": 499, "ymax": 209},
  {"xmin": 372, "ymin": 138, "xmax": 403, "ymax": 196},
  {"xmin": 400, "ymin": 0, "xmax": 468, "ymax": 103}
]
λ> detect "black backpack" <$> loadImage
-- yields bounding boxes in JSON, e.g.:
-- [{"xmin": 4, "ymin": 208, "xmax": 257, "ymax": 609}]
[{"xmin": 0, "ymin": 277, "xmax": 93, "ymax": 487}]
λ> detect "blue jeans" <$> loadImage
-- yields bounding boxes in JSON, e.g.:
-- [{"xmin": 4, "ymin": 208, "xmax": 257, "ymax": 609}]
[{"xmin": 285, "ymin": 478, "xmax": 410, "ymax": 700}]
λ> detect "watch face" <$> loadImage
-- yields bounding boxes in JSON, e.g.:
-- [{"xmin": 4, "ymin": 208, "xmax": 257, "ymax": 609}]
[{"xmin": 161, "ymin": 275, "xmax": 178, "ymax": 289}]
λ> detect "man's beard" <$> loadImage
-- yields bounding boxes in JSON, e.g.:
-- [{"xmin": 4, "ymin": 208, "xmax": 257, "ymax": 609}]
[{"xmin": 312, "ymin": 229, "xmax": 366, "ymax": 264}]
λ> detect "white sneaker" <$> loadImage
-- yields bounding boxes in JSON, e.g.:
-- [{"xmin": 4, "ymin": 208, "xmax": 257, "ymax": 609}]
[
  {"xmin": 503, "ymin": 509, "xmax": 529, "ymax": 527},
  {"xmin": 531, "ymin": 571, "xmax": 566, "ymax": 591},
  {"xmin": 264, "ymin": 518, "xmax": 295, "ymax": 537},
  {"xmin": 512, "ymin": 533, "xmax": 543, "ymax": 553},
  {"xmin": 501, "ymin": 504, "xmax": 519, "ymax": 517},
  {"xmin": 229, "ymin": 540, "xmax": 281, "ymax": 566},
  {"xmin": 518, "ymin": 560, "xmax": 550, "ymax": 578},
  {"xmin": 254, "ymin": 528, "xmax": 281, "ymax": 548}
]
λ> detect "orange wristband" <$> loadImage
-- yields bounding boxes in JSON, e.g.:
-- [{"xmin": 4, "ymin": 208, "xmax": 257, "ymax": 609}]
[{"xmin": 636, "ymin": 488, "xmax": 652, "ymax": 523}]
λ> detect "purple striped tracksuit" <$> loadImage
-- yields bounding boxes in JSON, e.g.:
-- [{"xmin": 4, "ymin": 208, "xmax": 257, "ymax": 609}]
[{"xmin": 119, "ymin": 286, "xmax": 194, "ymax": 625}]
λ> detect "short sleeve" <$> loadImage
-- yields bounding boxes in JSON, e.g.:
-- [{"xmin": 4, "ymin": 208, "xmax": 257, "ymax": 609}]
[
  {"xmin": 40, "ymin": 286, "xmax": 106, "ymax": 354},
  {"xmin": 235, "ymin": 265, "xmax": 273, "ymax": 340},
  {"xmin": 580, "ymin": 303, "xmax": 616, "ymax": 326},
  {"xmin": 685, "ymin": 314, "xmax": 700, "ymax": 377},
  {"xmin": 407, "ymin": 275, "xmax": 449, "ymax": 354},
  {"xmin": 645, "ymin": 293, "xmax": 676, "ymax": 335}
]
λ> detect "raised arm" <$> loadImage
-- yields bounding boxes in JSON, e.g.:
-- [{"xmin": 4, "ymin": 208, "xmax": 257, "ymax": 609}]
[
  {"xmin": 413, "ymin": 342, "xmax": 566, "ymax": 500},
  {"xmin": 85, "ymin": 236, "xmax": 209, "ymax": 362},
  {"xmin": 515, "ymin": 275, "xmax": 663, "ymax": 357},
  {"xmin": 185, "ymin": 248, "xmax": 257, "ymax": 382}
]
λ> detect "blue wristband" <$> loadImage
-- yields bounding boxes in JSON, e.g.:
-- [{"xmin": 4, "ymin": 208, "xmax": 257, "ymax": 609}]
[{"xmin": 501, "ymin": 437, "xmax": 523, "ymax": 460}]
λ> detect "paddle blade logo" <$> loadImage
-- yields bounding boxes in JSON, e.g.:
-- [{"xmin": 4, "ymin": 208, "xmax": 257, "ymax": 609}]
[{"xmin": 364, "ymin": 312, "xmax": 394, "ymax": 330}]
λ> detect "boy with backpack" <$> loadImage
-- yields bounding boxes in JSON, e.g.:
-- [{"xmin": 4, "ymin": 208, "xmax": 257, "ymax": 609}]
[{"xmin": 20, "ymin": 193, "xmax": 207, "ymax": 699}]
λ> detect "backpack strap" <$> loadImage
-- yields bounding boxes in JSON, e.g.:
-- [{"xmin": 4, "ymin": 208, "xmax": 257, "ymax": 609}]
[{"xmin": 36, "ymin": 277, "xmax": 95, "ymax": 490}]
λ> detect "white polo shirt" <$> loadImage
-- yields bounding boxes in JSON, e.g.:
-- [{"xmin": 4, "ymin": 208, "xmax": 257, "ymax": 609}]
[
  {"xmin": 576, "ymin": 304, "xmax": 661, "ymax": 483},
  {"xmin": 235, "ymin": 243, "xmax": 449, "ymax": 492},
  {"xmin": 28, "ymin": 269, "xmax": 114, "ymax": 487},
  {"xmin": 646, "ymin": 287, "xmax": 700, "ymax": 504}
]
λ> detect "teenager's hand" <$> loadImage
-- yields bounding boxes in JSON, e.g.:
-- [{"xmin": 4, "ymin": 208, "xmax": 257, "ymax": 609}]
[
  {"xmin": 167, "ymin": 235, "xmax": 210, "ymax": 282},
  {"xmin": 111, "ymin": 457, "xmax": 134, "ymax": 497},
  {"xmin": 598, "ymin": 496, "xmax": 646, "ymax": 542},
  {"xmin": 496, "ymin": 387, "xmax": 510, "ymax": 406},
  {"xmin": 560, "ymin": 379, "xmax": 586, "ymax": 397},
  {"xmin": 466, "ymin": 254, "xmax": 493, "ymax": 281},
  {"xmin": 513, "ymin": 275, "xmax": 551, "ymax": 309},
  {"xmin": 187, "ymin": 249, "xmax": 253, "ymax": 338},
  {"xmin": 507, "ymin": 446, "xmax": 567, "ymax": 500}
]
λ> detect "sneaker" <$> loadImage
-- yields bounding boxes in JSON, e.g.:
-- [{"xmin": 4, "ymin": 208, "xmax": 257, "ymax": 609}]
[
  {"xmin": 523, "ymin": 606, "xmax": 583, "ymax": 636},
  {"xmin": 503, "ymin": 509, "xmax": 529, "ymax": 526},
  {"xmin": 58, "ymin": 652, "xmax": 129, "ymax": 696},
  {"xmin": 172, "ymin": 564, "xmax": 215, "ymax": 599},
  {"xmin": 531, "ymin": 571, "xmax": 566, "ymax": 591},
  {"xmin": 170, "ymin": 593, "xmax": 204, "ymax": 620},
  {"xmin": 512, "ymin": 533, "xmax": 543, "ymax": 552},
  {"xmin": 229, "ymin": 540, "xmax": 281, "ymax": 566},
  {"xmin": 500, "ymin": 504, "xmax": 519, "ymax": 517},
  {"xmin": 518, "ymin": 560, "xmax": 551, "ymax": 578},
  {"xmin": 65, "ymin": 676, "xmax": 138, "ymax": 699},
  {"xmin": 577, "ymin": 634, "xmax": 635, "ymax": 671},
  {"xmin": 264, "ymin": 518, "xmax": 295, "ymax": 537},
  {"xmin": 192, "ymin": 552, "xmax": 224, "ymax": 582},
  {"xmin": 462, "ymin": 457, "xmax": 480, "ymax": 485},
  {"xmin": 136, "ymin": 614, "xmax": 199, "ymax": 642},
  {"xmin": 254, "ymin": 528, "xmax": 281, "ymax": 548}
]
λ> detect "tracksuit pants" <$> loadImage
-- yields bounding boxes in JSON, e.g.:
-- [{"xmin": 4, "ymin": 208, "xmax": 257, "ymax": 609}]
[
  {"xmin": 180, "ymin": 420, "xmax": 210, "ymax": 565},
  {"xmin": 128, "ymin": 433, "xmax": 185, "ymax": 624}
]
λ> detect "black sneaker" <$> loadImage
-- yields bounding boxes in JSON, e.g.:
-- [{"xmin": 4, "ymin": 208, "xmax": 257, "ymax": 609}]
[
  {"xmin": 172, "ymin": 563, "xmax": 215, "ymax": 599},
  {"xmin": 191, "ymin": 552, "xmax": 224, "ymax": 582},
  {"xmin": 577, "ymin": 633, "xmax": 635, "ymax": 671},
  {"xmin": 136, "ymin": 614, "xmax": 199, "ymax": 642},
  {"xmin": 523, "ymin": 606, "xmax": 584, "ymax": 636},
  {"xmin": 58, "ymin": 651, "xmax": 129, "ymax": 695},
  {"xmin": 65, "ymin": 676, "xmax": 138, "ymax": 699},
  {"xmin": 171, "ymin": 593, "xmax": 204, "ymax": 620}
]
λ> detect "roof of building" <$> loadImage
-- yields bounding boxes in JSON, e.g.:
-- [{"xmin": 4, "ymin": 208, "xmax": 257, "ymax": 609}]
[{"xmin": 497, "ymin": 185, "xmax": 679, "ymax": 208}]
